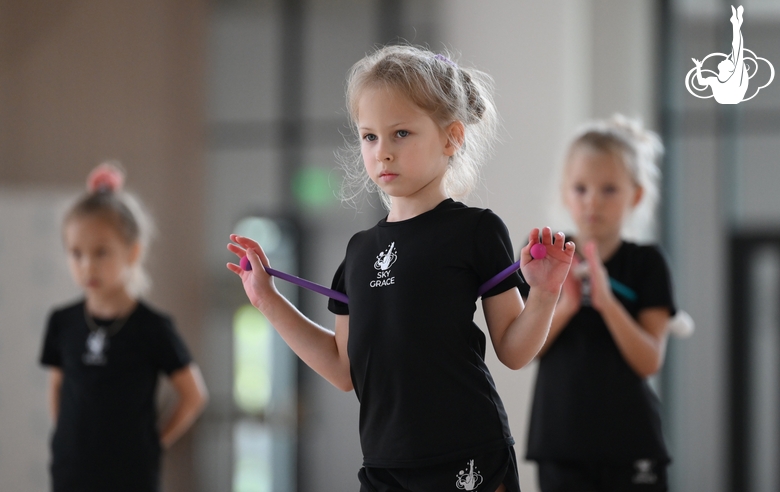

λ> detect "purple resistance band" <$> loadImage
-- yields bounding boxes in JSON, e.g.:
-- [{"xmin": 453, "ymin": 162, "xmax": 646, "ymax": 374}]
[
  {"xmin": 241, "ymin": 256, "xmax": 523, "ymax": 304},
  {"xmin": 265, "ymin": 266, "xmax": 350, "ymax": 305}
]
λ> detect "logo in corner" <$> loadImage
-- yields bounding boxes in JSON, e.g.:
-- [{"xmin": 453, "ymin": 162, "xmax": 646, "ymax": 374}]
[{"xmin": 685, "ymin": 5, "xmax": 774, "ymax": 104}]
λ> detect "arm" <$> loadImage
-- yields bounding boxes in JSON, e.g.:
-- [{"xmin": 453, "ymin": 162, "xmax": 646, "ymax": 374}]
[
  {"xmin": 48, "ymin": 368, "xmax": 63, "ymax": 424},
  {"xmin": 537, "ymin": 288, "xmax": 578, "ymax": 357},
  {"xmin": 583, "ymin": 242, "xmax": 670, "ymax": 377},
  {"xmin": 228, "ymin": 235, "xmax": 353, "ymax": 391},
  {"xmin": 731, "ymin": 6, "xmax": 744, "ymax": 69},
  {"xmin": 692, "ymin": 58, "xmax": 710, "ymax": 86},
  {"xmin": 160, "ymin": 364, "xmax": 209, "ymax": 449},
  {"xmin": 484, "ymin": 228, "xmax": 574, "ymax": 370}
]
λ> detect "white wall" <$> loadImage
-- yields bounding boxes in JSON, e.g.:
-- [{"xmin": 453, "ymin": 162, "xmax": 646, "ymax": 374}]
[{"xmin": 0, "ymin": 189, "xmax": 80, "ymax": 492}]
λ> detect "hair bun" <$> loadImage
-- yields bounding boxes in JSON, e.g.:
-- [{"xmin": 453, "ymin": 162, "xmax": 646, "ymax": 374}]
[{"xmin": 87, "ymin": 161, "xmax": 125, "ymax": 194}]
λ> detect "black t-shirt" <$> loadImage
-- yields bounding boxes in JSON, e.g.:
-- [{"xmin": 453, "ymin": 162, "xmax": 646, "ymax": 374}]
[
  {"xmin": 524, "ymin": 241, "xmax": 676, "ymax": 465},
  {"xmin": 40, "ymin": 299, "xmax": 192, "ymax": 492},
  {"xmin": 328, "ymin": 199, "xmax": 524, "ymax": 468}
]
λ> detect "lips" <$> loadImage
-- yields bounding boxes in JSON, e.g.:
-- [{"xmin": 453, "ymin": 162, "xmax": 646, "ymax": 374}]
[{"xmin": 379, "ymin": 172, "xmax": 398, "ymax": 182}]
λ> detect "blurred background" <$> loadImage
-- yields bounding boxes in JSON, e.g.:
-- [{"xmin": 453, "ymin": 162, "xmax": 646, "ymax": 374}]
[{"xmin": 1, "ymin": 0, "xmax": 779, "ymax": 491}]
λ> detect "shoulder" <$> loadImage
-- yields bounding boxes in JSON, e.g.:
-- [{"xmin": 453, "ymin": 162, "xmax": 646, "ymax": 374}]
[
  {"xmin": 623, "ymin": 242, "xmax": 670, "ymax": 266},
  {"xmin": 442, "ymin": 201, "xmax": 507, "ymax": 229},
  {"xmin": 134, "ymin": 300, "xmax": 176, "ymax": 329},
  {"xmin": 472, "ymin": 207, "xmax": 512, "ymax": 238},
  {"xmin": 47, "ymin": 299, "xmax": 85, "ymax": 324},
  {"xmin": 344, "ymin": 226, "xmax": 378, "ymax": 255}
]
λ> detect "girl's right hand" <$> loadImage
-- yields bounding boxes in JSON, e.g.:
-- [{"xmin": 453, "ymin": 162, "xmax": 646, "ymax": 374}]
[{"xmin": 227, "ymin": 234, "xmax": 280, "ymax": 311}]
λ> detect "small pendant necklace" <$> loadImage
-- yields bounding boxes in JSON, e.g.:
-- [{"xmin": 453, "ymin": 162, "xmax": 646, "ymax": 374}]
[
  {"xmin": 82, "ymin": 303, "xmax": 132, "ymax": 365},
  {"xmin": 83, "ymin": 303, "xmax": 131, "ymax": 336}
]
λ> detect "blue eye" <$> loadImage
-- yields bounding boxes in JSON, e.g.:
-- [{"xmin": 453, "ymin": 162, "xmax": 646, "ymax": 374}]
[
  {"xmin": 396, "ymin": 130, "xmax": 409, "ymax": 138},
  {"xmin": 363, "ymin": 133, "xmax": 377, "ymax": 142}
]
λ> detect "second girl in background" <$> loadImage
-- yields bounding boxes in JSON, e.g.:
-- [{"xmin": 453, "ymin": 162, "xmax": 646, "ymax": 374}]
[
  {"xmin": 525, "ymin": 115, "xmax": 675, "ymax": 492},
  {"xmin": 40, "ymin": 163, "xmax": 208, "ymax": 492}
]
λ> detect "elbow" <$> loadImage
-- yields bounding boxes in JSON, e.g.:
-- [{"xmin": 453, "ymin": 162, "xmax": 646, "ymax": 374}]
[
  {"xmin": 497, "ymin": 352, "xmax": 527, "ymax": 371},
  {"xmin": 334, "ymin": 378, "xmax": 353, "ymax": 392},
  {"xmin": 636, "ymin": 357, "xmax": 664, "ymax": 378}
]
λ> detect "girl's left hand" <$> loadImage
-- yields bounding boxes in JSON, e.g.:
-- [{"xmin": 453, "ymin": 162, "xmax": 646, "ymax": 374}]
[
  {"xmin": 519, "ymin": 227, "xmax": 575, "ymax": 295},
  {"xmin": 582, "ymin": 241, "xmax": 617, "ymax": 311}
]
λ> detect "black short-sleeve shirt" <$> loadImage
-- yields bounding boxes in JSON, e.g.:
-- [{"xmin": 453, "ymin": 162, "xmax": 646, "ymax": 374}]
[
  {"xmin": 328, "ymin": 199, "xmax": 524, "ymax": 468},
  {"xmin": 40, "ymin": 300, "xmax": 192, "ymax": 492},
  {"xmin": 525, "ymin": 241, "xmax": 676, "ymax": 465}
]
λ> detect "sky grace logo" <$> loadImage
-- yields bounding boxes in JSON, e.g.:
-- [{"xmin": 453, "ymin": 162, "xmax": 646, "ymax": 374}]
[{"xmin": 370, "ymin": 242, "xmax": 397, "ymax": 288}]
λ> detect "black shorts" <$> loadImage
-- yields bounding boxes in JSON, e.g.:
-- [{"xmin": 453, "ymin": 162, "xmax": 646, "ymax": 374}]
[
  {"xmin": 358, "ymin": 446, "xmax": 521, "ymax": 492},
  {"xmin": 537, "ymin": 460, "xmax": 668, "ymax": 492}
]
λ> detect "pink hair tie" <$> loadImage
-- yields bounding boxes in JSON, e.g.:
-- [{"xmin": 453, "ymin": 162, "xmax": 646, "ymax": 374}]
[{"xmin": 87, "ymin": 162, "xmax": 125, "ymax": 193}]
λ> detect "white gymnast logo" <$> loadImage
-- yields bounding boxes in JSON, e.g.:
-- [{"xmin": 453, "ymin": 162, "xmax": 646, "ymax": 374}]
[
  {"xmin": 631, "ymin": 459, "xmax": 658, "ymax": 484},
  {"xmin": 455, "ymin": 459, "xmax": 483, "ymax": 490},
  {"xmin": 685, "ymin": 5, "xmax": 774, "ymax": 104},
  {"xmin": 83, "ymin": 329, "xmax": 108, "ymax": 365},
  {"xmin": 374, "ymin": 242, "xmax": 397, "ymax": 271}
]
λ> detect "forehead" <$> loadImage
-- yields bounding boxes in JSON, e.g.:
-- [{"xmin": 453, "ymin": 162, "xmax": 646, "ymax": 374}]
[
  {"xmin": 566, "ymin": 146, "xmax": 632, "ymax": 182},
  {"xmin": 64, "ymin": 215, "xmax": 124, "ymax": 245},
  {"xmin": 356, "ymin": 85, "xmax": 431, "ymax": 126}
]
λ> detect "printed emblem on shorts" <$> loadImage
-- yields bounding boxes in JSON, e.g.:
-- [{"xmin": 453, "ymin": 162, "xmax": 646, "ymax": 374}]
[
  {"xmin": 631, "ymin": 459, "xmax": 658, "ymax": 484},
  {"xmin": 455, "ymin": 459, "xmax": 483, "ymax": 490},
  {"xmin": 370, "ymin": 242, "xmax": 397, "ymax": 288}
]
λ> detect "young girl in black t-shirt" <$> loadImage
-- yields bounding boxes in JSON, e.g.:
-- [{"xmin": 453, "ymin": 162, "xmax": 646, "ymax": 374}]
[
  {"xmin": 525, "ymin": 115, "xmax": 675, "ymax": 492},
  {"xmin": 40, "ymin": 163, "xmax": 208, "ymax": 492},
  {"xmin": 228, "ymin": 45, "xmax": 575, "ymax": 492}
]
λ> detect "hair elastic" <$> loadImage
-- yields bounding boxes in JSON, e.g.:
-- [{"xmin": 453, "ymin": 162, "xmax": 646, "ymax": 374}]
[{"xmin": 434, "ymin": 53, "xmax": 458, "ymax": 68}]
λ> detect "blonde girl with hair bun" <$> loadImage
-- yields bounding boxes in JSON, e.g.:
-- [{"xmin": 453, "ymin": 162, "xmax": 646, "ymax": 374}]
[
  {"xmin": 229, "ymin": 44, "xmax": 575, "ymax": 492},
  {"xmin": 40, "ymin": 162, "xmax": 208, "ymax": 492},
  {"xmin": 524, "ymin": 115, "xmax": 677, "ymax": 492}
]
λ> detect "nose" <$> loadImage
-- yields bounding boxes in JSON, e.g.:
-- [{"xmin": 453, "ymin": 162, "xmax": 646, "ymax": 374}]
[
  {"xmin": 583, "ymin": 190, "xmax": 599, "ymax": 209},
  {"xmin": 81, "ymin": 256, "xmax": 96, "ymax": 274},
  {"xmin": 375, "ymin": 139, "xmax": 393, "ymax": 162}
]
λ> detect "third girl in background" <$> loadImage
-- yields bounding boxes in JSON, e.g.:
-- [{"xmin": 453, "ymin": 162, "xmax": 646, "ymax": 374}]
[{"xmin": 525, "ymin": 115, "xmax": 675, "ymax": 492}]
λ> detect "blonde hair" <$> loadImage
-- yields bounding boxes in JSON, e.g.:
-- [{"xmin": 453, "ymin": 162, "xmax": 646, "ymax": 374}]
[
  {"xmin": 63, "ymin": 162, "xmax": 155, "ymax": 297},
  {"xmin": 566, "ymin": 114, "xmax": 664, "ymax": 241},
  {"xmin": 339, "ymin": 44, "xmax": 499, "ymax": 209}
]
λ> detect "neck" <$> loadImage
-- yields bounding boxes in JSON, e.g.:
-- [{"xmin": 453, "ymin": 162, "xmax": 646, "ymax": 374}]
[
  {"xmin": 386, "ymin": 181, "xmax": 448, "ymax": 222},
  {"xmin": 85, "ymin": 288, "xmax": 137, "ymax": 319},
  {"xmin": 574, "ymin": 232, "xmax": 623, "ymax": 261}
]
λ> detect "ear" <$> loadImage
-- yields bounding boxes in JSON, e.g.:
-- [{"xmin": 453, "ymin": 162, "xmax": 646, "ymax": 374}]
[
  {"xmin": 632, "ymin": 185, "xmax": 644, "ymax": 208},
  {"xmin": 443, "ymin": 120, "xmax": 465, "ymax": 157},
  {"xmin": 127, "ymin": 241, "xmax": 142, "ymax": 265}
]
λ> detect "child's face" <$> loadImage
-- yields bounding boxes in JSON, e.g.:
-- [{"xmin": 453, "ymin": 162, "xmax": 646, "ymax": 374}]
[
  {"xmin": 357, "ymin": 86, "xmax": 458, "ymax": 202},
  {"xmin": 63, "ymin": 216, "xmax": 139, "ymax": 297},
  {"xmin": 563, "ymin": 147, "xmax": 643, "ymax": 241}
]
